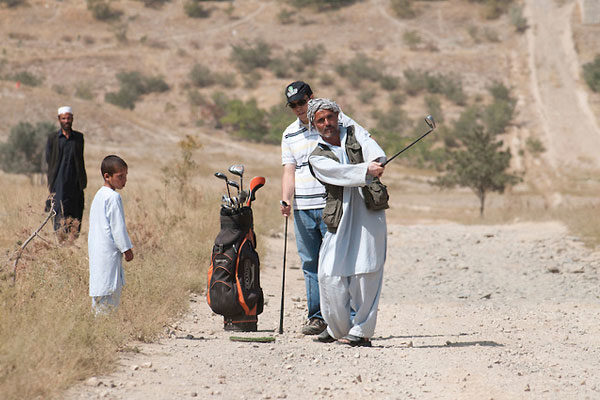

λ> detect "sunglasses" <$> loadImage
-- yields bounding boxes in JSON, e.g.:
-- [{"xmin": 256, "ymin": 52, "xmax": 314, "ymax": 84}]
[{"xmin": 288, "ymin": 98, "xmax": 308, "ymax": 109}]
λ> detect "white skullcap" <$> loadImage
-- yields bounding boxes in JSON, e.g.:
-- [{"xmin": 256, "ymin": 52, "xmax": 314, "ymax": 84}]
[{"xmin": 57, "ymin": 106, "xmax": 73, "ymax": 116}]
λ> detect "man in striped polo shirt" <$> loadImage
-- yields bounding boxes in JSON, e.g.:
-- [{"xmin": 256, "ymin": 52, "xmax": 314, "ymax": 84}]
[{"xmin": 280, "ymin": 81, "xmax": 369, "ymax": 335}]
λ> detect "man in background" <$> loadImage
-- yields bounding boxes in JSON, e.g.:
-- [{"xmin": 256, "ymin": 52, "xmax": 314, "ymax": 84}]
[{"xmin": 46, "ymin": 106, "xmax": 87, "ymax": 237}]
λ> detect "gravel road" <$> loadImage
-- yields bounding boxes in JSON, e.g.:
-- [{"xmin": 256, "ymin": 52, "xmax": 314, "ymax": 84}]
[{"xmin": 65, "ymin": 221, "xmax": 600, "ymax": 400}]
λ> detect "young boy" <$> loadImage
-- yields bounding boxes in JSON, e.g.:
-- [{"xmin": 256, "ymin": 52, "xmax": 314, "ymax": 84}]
[{"xmin": 88, "ymin": 155, "xmax": 133, "ymax": 314}]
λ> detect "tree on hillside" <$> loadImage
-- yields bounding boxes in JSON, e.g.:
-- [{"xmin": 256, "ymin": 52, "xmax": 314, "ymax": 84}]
[
  {"xmin": 0, "ymin": 121, "xmax": 55, "ymax": 181},
  {"xmin": 434, "ymin": 126, "xmax": 520, "ymax": 216}
]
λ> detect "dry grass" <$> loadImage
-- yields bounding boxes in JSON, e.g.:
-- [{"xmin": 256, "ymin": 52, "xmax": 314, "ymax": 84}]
[{"xmin": 0, "ymin": 150, "xmax": 281, "ymax": 399}]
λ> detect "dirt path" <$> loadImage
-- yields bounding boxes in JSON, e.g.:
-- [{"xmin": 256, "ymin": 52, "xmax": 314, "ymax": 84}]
[
  {"xmin": 65, "ymin": 221, "xmax": 600, "ymax": 399},
  {"xmin": 524, "ymin": 0, "xmax": 600, "ymax": 170}
]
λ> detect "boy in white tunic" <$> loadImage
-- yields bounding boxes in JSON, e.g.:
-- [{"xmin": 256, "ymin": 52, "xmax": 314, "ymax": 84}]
[
  {"xmin": 88, "ymin": 155, "xmax": 133, "ymax": 314},
  {"xmin": 307, "ymin": 99, "xmax": 387, "ymax": 347}
]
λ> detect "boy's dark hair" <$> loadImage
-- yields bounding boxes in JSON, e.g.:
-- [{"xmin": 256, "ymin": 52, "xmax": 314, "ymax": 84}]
[{"xmin": 101, "ymin": 155, "xmax": 128, "ymax": 176}]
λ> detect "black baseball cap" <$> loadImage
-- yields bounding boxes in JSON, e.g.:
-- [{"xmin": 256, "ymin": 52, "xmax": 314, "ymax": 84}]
[{"xmin": 285, "ymin": 81, "xmax": 312, "ymax": 104}]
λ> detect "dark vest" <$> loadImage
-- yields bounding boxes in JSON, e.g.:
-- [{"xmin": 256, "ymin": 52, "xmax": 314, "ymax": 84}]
[{"xmin": 309, "ymin": 126, "xmax": 388, "ymax": 233}]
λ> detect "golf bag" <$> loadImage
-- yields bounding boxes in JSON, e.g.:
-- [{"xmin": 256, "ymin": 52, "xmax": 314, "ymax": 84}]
[{"xmin": 207, "ymin": 206, "xmax": 264, "ymax": 331}]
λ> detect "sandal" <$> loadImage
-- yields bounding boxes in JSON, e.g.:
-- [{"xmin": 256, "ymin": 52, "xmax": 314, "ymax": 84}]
[{"xmin": 339, "ymin": 334, "xmax": 372, "ymax": 347}]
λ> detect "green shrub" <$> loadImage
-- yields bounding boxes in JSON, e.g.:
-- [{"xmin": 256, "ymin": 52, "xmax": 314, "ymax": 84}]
[
  {"xmin": 403, "ymin": 69, "xmax": 466, "ymax": 105},
  {"xmin": 583, "ymin": 55, "xmax": 600, "ymax": 93},
  {"xmin": 230, "ymin": 40, "xmax": 272, "ymax": 71},
  {"xmin": 86, "ymin": 0, "xmax": 122, "ymax": 21},
  {"xmin": 379, "ymin": 74, "xmax": 400, "ymax": 91},
  {"xmin": 277, "ymin": 8, "xmax": 295, "ymax": 24},
  {"xmin": 219, "ymin": 98, "xmax": 268, "ymax": 141},
  {"xmin": 372, "ymin": 108, "xmax": 412, "ymax": 133},
  {"xmin": 184, "ymin": 0, "xmax": 210, "ymax": 18},
  {"xmin": 509, "ymin": 5, "xmax": 527, "ymax": 33},
  {"xmin": 287, "ymin": 0, "xmax": 357, "ymax": 10},
  {"xmin": 137, "ymin": 0, "xmax": 170, "ymax": 8},
  {"xmin": 265, "ymin": 103, "xmax": 294, "ymax": 144},
  {"xmin": 105, "ymin": 71, "xmax": 169, "ymax": 110},
  {"xmin": 525, "ymin": 137, "xmax": 545, "ymax": 155},
  {"xmin": 335, "ymin": 53, "xmax": 382, "ymax": 88},
  {"xmin": 469, "ymin": 0, "xmax": 513, "ymax": 19},
  {"xmin": 8, "ymin": 71, "xmax": 43, "ymax": 87},
  {"xmin": 0, "ymin": 0, "xmax": 25, "ymax": 7},
  {"xmin": 294, "ymin": 44, "xmax": 324, "ymax": 66},
  {"xmin": 483, "ymin": 81, "xmax": 515, "ymax": 134},
  {"xmin": 189, "ymin": 63, "xmax": 215, "ymax": 87},
  {"xmin": 0, "ymin": 121, "xmax": 55, "ymax": 178},
  {"xmin": 391, "ymin": 0, "xmax": 417, "ymax": 19},
  {"xmin": 403, "ymin": 30, "xmax": 422, "ymax": 50}
]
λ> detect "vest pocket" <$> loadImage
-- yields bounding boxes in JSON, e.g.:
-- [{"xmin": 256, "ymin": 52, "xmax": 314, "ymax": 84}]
[{"xmin": 322, "ymin": 198, "xmax": 342, "ymax": 233}]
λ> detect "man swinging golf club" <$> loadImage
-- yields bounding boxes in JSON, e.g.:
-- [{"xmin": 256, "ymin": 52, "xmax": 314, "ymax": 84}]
[{"xmin": 307, "ymin": 98, "xmax": 387, "ymax": 347}]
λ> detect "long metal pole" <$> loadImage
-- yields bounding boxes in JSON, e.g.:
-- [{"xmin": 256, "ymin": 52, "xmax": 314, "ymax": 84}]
[{"xmin": 279, "ymin": 201, "xmax": 289, "ymax": 334}]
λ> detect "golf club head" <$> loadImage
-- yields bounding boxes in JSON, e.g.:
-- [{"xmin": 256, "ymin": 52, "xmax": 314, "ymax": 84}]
[
  {"xmin": 227, "ymin": 180, "xmax": 240, "ymax": 195},
  {"xmin": 425, "ymin": 115, "xmax": 436, "ymax": 130},
  {"xmin": 214, "ymin": 172, "xmax": 228, "ymax": 181},
  {"xmin": 228, "ymin": 164, "xmax": 244, "ymax": 178}
]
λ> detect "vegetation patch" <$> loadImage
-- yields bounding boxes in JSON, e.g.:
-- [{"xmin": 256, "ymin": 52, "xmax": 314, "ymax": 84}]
[
  {"xmin": 583, "ymin": 55, "xmax": 600, "ymax": 93},
  {"xmin": 105, "ymin": 71, "xmax": 169, "ymax": 110}
]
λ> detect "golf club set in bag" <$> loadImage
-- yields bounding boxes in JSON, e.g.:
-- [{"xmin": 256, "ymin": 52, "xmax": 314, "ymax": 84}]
[
  {"xmin": 207, "ymin": 116, "xmax": 436, "ymax": 333},
  {"xmin": 207, "ymin": 164, "xmax": 266, "ymax": 331}
]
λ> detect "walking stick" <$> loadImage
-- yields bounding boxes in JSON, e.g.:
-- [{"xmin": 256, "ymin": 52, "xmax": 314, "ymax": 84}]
[{"xmin": 279, "ymin": 201, "xmax": 289, "ymax": 334}]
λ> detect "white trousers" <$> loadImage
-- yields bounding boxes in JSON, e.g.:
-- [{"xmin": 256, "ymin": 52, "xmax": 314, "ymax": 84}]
[
  {"xmin": 91, "ymin": 286, "xmax": 122, "ymax": 315},
  {"xmin": 318, "ymin": 268, "xmax": 383, "ymax": 339}
]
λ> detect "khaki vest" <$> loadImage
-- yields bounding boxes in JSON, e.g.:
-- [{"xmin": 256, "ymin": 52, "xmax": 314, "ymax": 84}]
[{"xmin": 309, "ymin": 126, "xmax": 389, "ymax": 233}]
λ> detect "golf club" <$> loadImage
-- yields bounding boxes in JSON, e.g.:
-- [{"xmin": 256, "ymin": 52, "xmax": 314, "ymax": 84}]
[
  {"xmin": 246, "ymin": 176, "xmax": 266, "ymax": 206},
  {"xmin": 227, "ymin": 180, "xmax": 240, "ymax": 196},
  {"xmin": 214, "ymin": 172, "xmax": 231, "ymax": 198},
  {"xmin": 382, "ymin": 115, "xmax": 436, "ymax": 167},
  {"xmin": 228, "ymin": 164, "xmax": 245, "ymax": 192},
  {"xmin": 279, "ymin": 200, "xmax": 289, "ymax": 334}
]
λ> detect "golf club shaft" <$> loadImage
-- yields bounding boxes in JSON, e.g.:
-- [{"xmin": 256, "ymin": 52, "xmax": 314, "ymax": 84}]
[
  {"xmin": 279, "ymin": 201, "xmax": 288, "ymax": 334},
  {"xmin": 382, "ymin": 128, "xmax": 434, "ymax": 167}
]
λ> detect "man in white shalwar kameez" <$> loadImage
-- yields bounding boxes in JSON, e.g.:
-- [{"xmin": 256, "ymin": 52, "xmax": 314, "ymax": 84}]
[
  {"xmin": 89, "ymin": 155, "xmax": 133, "ymax": 314},
  {"xmin": 307, "ymin": 98, "xmax": 387, "ymax": 347}
]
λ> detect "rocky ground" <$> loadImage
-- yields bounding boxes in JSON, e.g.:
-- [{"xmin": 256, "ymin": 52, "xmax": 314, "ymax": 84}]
[{"xmin": 65, "ymin": 221, "xmax": 600, "ymax": 400}]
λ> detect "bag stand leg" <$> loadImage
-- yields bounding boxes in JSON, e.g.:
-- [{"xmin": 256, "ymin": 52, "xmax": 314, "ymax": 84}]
[{"xmin": 224, "ymin": 314, "xmax": 258, "ymax": 332}]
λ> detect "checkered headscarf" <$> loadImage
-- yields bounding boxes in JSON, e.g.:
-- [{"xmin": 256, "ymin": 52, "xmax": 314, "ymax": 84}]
[{"xmin": 306, "ymin": 98, "xmax": 340, "ymax": 131}]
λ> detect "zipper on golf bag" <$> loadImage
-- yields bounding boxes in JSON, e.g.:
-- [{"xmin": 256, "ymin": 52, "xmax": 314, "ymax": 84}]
[{"xmin": 207, "ymin": 230, "xmax": 263, "ymax": 317}]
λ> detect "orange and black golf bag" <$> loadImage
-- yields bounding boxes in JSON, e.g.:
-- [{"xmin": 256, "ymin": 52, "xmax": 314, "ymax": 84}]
[{"xmin": 207, "ymin": 206, "xmax": 264, "ymax": 331}]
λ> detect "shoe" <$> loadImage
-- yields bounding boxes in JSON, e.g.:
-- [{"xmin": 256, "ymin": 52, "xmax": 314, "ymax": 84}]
[
  {"xmin": 301, "ymin": 318, "xmax": 327, "ymax": 335},
  {"xmin": 314, "ymin": 329, "xmax": 336, "ymax": 343},
  {"xmin": 339, "ymin": 334, "xmax": 372, "ymax": 347}
]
